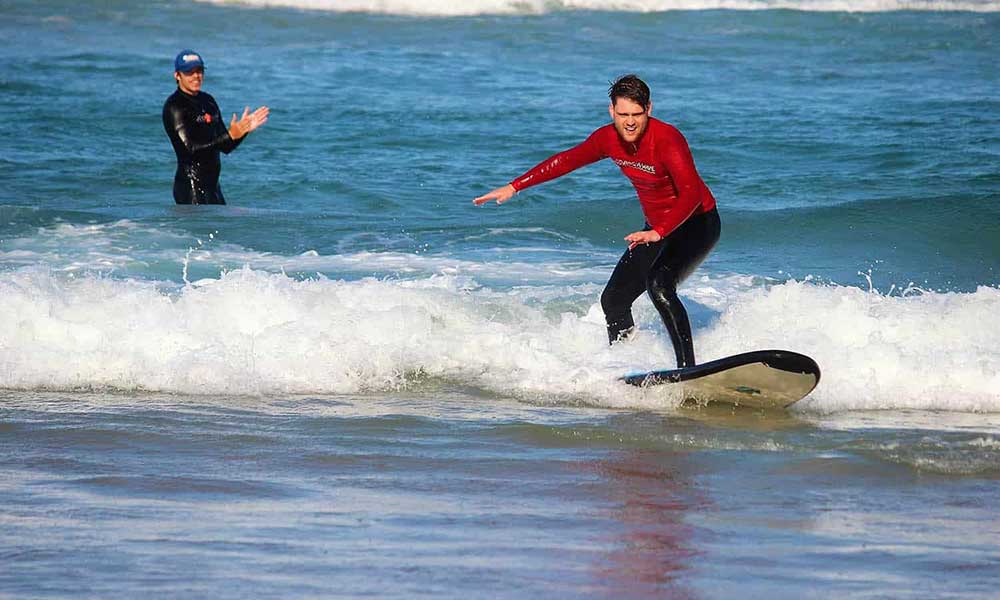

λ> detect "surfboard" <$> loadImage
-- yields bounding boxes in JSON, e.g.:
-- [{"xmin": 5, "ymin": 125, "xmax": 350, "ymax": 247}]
[{"xmin": 621, "ymin": 350, "xmax": 820, "ymax": 409}]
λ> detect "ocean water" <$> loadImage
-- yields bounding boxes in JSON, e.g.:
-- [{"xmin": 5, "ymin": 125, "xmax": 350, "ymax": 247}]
[{"xmin": 1, "ymin": 0, "xmax": 999, "ymax": 597}]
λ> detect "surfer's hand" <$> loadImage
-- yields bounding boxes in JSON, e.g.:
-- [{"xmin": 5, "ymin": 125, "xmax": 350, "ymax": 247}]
[
  {"xmin": 247, "ymin": 105, "xmax": 269, "ymax": 131},
  {"xmin": 473, "ymin": 184, "xmax": 516, "ymax": 206},
  {"xmin": 229, "ymin": 106, "xmax": 269, "ymax": 140},
  {"xmin": 625, "ymin": 229, "xmax": 662, "ymax": 250}
]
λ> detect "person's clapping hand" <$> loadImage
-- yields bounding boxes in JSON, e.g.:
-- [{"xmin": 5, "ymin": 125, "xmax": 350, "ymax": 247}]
[{"xmin": 229, "ymin": 105, "xmax": 269, "ymax": 140}]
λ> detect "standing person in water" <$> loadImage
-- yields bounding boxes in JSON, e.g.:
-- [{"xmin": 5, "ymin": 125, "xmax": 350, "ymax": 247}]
[
  {"xmin": 474, "ymin": 74, "xmax": 720, "ymax": 368},
  {"xmin": 162, "ymin": 50, "xmax": 269, "ymax": 205}
]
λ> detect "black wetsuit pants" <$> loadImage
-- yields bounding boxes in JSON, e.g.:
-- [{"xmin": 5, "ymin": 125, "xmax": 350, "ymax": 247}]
[{"xmin": 600, "ymin": 207, "xmax": 721, "ymax": 367}]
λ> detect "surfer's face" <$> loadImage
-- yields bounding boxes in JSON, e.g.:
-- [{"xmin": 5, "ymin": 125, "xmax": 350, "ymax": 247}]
[
  {"xmin": 176, "ymin": 67, "xmax": 204, "ymax": 95},
  {"xmin": 609, "ymin": 97, "xmax": 651, "ymax": 145}
]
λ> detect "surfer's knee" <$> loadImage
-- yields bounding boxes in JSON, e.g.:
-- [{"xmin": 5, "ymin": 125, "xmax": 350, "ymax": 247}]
[{"xmin": 646, "ymin": 271, "xmax": 679, "ymax": 307}]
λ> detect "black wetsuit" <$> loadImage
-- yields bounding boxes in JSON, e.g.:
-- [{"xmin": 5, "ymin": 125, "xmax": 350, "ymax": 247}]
[
  {"xmin": 162, "ymin": 88, "xmax": 243, "ymax": 204},
  {"xmin": 601, "ymin": 208, "xmax": 721, "ymax": 368}
]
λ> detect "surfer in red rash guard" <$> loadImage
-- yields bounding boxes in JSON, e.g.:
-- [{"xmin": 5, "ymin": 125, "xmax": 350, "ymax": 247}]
[{"xmin": 474, "ymin": 74, "xmax": 720, "ymax": 368}]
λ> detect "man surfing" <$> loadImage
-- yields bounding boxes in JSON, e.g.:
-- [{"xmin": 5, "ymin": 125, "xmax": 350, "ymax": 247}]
[{"xmin": 474, "ymin": 74, "xmax": 720, "ymax": 368}]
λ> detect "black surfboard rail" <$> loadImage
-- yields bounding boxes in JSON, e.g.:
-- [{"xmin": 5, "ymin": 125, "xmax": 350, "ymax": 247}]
[{"xmin": 621, "ymin": 349, "xmax": 821, "ymax": 389}]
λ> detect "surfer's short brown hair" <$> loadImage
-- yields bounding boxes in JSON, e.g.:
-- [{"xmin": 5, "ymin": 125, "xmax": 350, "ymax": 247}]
[{"xmin": 608, "ymin": 74, "xmax": 651, "ymax": 108}]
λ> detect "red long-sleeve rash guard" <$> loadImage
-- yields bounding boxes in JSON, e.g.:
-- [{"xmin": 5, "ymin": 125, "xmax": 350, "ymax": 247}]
[{"xmin": 509, "ymin": 118, "xmax": 716, "ymax": 238}]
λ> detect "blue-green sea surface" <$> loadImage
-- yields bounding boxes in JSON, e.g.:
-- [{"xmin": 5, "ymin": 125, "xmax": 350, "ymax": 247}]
[{"xmin": 1, "ymin": 0, "xmax": 998, "ymax": 597}]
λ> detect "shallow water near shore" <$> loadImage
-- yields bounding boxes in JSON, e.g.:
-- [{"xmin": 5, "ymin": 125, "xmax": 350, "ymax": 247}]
[{"xmin": 4, "ymin": 389, "xmax": 1000, "ymax": 597}]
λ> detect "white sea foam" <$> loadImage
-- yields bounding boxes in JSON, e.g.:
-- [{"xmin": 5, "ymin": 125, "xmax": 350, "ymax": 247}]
[
  {"xmin": 197, "ymin": 0, "xmax": 1000, "ymax": 15},
  {"xmin": 0, "ymin": 266, "xmax": 632, "ymax": 400},
  {"xmin": 698, "ymin": 280, "xmax": 1000, "ymax": 413},
  {"xmin": 1, "ymin": 266, "xmax": 997, "ymax": 413}
]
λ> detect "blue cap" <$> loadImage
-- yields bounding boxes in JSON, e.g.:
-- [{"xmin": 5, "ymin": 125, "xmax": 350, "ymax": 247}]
[{"xmin": 174, "ymin": 50, "xmax": 204, "ymax": 73}]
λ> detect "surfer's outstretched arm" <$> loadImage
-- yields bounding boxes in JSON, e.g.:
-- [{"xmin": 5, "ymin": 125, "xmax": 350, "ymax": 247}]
[
  {"xmin": 474, "ymin": 131, "xmax": 605, "ymax": 206},
  {"xmin": 473, "ymin": 184, "xmax": 516, "ymax": 205}
]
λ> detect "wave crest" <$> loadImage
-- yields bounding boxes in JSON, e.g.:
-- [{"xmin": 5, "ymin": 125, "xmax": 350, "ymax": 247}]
[{"xmin": 2, "ymin": 268, "xmax": 998, "ymax": 413}]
